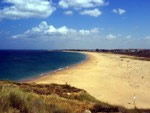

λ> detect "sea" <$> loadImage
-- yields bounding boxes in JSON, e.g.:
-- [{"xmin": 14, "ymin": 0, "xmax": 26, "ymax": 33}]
[{"xmin": 0, "ymin": 50, "xmax": 87, "ymax": 81}]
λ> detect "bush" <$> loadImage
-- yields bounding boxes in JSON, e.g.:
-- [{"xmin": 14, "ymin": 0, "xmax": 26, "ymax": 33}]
[
  {"xmin": 0, "ymin": 86, "xmax": 47, "ymax": 113},
  {"xmin": 0, "ymin": 86, "xmax": 79, "ymax": 113}
]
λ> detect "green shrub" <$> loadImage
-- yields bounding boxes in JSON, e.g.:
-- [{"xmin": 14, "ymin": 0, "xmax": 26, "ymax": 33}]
[
  {"xmin": 0, "ymin": 86, "xmax": 77, "ymax": 113},
  {"xmin": 0, "ymin": 86, "xmax": 47, "ymax": 113}
]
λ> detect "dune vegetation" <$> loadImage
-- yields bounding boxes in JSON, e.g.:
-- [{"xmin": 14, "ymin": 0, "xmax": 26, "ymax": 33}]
[{"xmin": 0, "ymin": 80, "xmax": 149, "ymax": 113}]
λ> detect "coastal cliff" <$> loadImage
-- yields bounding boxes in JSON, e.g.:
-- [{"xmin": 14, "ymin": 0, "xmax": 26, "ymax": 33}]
[{"xmin": 0, "ymin": 81, "xmax": 149, "ymax": 113}]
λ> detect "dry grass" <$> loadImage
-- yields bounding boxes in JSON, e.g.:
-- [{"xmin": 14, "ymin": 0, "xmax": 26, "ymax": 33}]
[
  {"xmin": 120, "ymin": 56, "xmax": 150, "ymax": 61},
  {"xmin": 0, "ymin": 81, "xmax": 93, "ymax": 113},
  {"xmin": 0, "ymin": 81, "xmax": 150, "ymax": 113}
]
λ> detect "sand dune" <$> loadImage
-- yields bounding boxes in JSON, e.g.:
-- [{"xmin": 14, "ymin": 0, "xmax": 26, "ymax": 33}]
[{"xmin": 29, "ymin": 52, "xmax": 150, "ymax": 109}]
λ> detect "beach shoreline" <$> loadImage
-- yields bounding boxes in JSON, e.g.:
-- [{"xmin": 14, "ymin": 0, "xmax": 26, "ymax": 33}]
[
  {"xmin": 27, "ymin": 51, "xmax": 150, "ymax": 109},
  {"xmin": 22, "ymin": 51, "xmax": 89, "ymax": 83}
]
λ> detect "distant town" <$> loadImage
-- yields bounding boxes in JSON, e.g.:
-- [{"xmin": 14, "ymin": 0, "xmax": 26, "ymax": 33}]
[{"xmin": 64, "ymin": 49, "xmax": 150, "ymax": 58}]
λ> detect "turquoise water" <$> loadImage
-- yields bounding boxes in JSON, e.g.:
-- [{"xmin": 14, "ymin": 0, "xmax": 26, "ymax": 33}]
[{"xmin": 0, "ymin": 50, "xmax": 86, "ymax": 81}]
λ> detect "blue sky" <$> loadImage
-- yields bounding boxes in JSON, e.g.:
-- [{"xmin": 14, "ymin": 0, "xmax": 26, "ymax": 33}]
[{"xmin": 0, "ymin": 0, "xmax": 150, "ymax": 49}]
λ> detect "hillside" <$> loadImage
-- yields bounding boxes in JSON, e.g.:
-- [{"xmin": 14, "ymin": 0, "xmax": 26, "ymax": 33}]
[{"xmin": 0, "ymin": 81, "xmax": 149, "ymax": 113}]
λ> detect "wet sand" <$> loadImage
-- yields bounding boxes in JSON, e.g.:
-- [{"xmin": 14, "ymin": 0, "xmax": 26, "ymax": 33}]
[{"xmin": 28, "ymin": 52, "xmax": 150, "ymax": 109}]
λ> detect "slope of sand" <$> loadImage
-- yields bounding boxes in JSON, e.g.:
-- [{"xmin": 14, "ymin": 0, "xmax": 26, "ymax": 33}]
[{"xmin": 29, "ymin": 52, "xmax": 150, "ymax": 108}]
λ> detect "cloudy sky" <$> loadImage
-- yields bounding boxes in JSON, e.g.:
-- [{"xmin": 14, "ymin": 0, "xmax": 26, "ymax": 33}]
[{"xmin": 0, "ymin": 0, "xmax": 150, "ymax": 49}]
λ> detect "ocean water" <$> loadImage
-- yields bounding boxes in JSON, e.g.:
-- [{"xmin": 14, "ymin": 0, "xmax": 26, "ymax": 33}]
[{"xmin": 0, "ymin": 50, "xmax": 86, "ymax": 81}]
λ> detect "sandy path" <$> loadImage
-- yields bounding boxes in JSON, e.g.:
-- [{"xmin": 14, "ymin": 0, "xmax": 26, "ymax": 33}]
[{"xmin": 29, "ymin": 52, "xmax": 150, "ymax": 109}]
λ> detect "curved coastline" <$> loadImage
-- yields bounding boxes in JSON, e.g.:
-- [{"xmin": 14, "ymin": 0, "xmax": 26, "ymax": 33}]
[
  {"xmin": 21, "ymin": 51, "xmax": 88, "ymax": 83},
  {"xmin": 26, "ymin": 51, "xmax": 150, "ymax": 109}
]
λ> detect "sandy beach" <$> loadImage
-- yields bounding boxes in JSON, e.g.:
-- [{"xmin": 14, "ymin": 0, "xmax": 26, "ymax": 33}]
[{"xmin": 29, "ymin": 52, "xmax": 150, "ymax": 109}]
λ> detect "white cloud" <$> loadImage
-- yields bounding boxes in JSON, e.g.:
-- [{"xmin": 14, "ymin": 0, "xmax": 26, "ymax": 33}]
[
  {"xmin": 59, "ymin": 0, "xmax": 107, "ymax": 9},
  {"xmin": 0, "ymin": 0, "xmax": 56, "ymax": 19},
  {"xmin": 12, "ymin": 21, "xmax": 100, "ymax": 39},
  {"xmin": 0, "ymin": 0, "xmax": 108, "ymax": 19},
  {"xmin": 126, "ymin": 35, "xmax": 132, "ymax": 39},
  {"xmin": 106, "ymin": 34, "xmax": 117, "ymax": 40},
  {"xmin": 80, "ymin": 8, "xmax": 102, "ymax": 17},
  {"xmin": 64, "ymin": 10, "xmax": 73, "ymax": 15},
  {"xmin": 113, "ymin": 8, "xmax": 126, "ymax": 15},
  {"xmin": 145, "ymin": 36, "xmax": 150, "ymax": 40}
]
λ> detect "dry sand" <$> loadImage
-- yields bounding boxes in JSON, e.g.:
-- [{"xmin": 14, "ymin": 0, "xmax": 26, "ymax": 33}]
[{"xmin": 29, "ymin": 52, "xmax": 150, "ymax": 109}]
